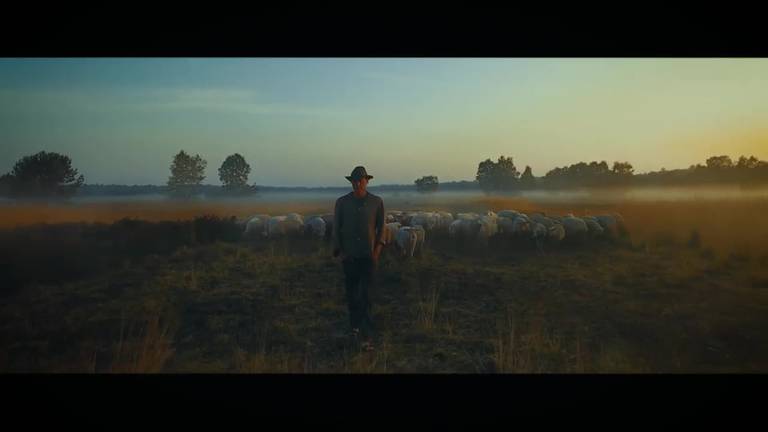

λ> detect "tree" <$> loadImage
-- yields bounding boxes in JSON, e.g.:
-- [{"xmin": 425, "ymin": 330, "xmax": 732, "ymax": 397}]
[
  {"xmin": 612, "ymin": 161, "xmax": 634, "ymax": 176},
  {"xmin": 218, "ymin": 153, "xmax": 251, "ymax": 192},
  {"xmin": 543, "ymin": 160, "xmax": 616, "ymax": 188},
  {"xmin": 705, "ymin": 155, "xmax": 734, "ymax": 170},
  {"xmin": 519, "ymin": 165, "xmax": 535, "ymax": 189},
  {"xmin": 414, "ymin": 175, "xmax": 439, "ymax": 193},
  {"xmin": 0, "ymin": 173, "xmax": 16, "ymax": 197},
  {"xmin": 495, "ymin": 156, "xmax": 520, "ymax": 189},
  {"xmin": 3, "ymin": 151, "xmax": 84, "ymax": 198},
  {"xmin": 475, "ymin": 155, "xmax": 520, "ymax": 192},
  {"xmin": 167, "ymin": 150, "xmax": 207, "ymax": 198},
  {"xmin": 476, "ymin": 158, "xmax": 497, "ymax": 191},
  {"xmin": 736, "ymin": 155, "xmax": 760, "ymax": 169}
]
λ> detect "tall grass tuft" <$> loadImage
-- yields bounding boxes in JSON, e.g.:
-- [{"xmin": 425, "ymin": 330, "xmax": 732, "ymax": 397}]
[
  {"xmin": 415, "ymin": 283, "xmax": 440, "ymax": 332},
  {"xmin": 109, "ymin": 315, "xmax": 176, "ymax": 373}
]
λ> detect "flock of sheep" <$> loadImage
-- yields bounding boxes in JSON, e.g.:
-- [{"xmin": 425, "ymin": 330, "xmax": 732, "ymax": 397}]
[{"xmin": 237, "ymin": 209, "xmax": 628, "ymax": 257}]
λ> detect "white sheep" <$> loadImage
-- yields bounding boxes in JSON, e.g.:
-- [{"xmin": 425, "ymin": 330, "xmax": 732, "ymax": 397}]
[
  {"xmin": 303, "ymin": 216, "xmax": 326, "ymax": 238},
  {"xmin": 395, "ymin": 227, "xmax": 418, "ymax": 258},
  {"xmin": 547, "ymin": 223, "xmax": 566, "ymax": 243},
  {"xmin": 582, "ymin": 216, "xmax": 605, "ymax": 238},
  {"xmin": 561, "ymin": 215, "xmax": 588, "ymax": 243},
  {"xmin": 497, "ymin": 210, "xmax": 520, "ymax": 219},
  {"xmin": 383, "ymin": 222, "xmax": 402, "ymax": 246},
  {"xmin": 243, "ymin": 214, "xmax": 271, "ymax": 239},
  {"xmin": 286, "ymin": 213, "xmax": 304, "ymax": 225},
  {"xmin": 267, "ymin": 216, "xmax": 303, "ymax": 237}
]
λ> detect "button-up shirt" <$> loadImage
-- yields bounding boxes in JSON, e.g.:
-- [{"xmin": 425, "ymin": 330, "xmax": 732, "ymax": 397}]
[{"xmin": 332, "ymin": 191, "xmax": 385, "ymax": 258}]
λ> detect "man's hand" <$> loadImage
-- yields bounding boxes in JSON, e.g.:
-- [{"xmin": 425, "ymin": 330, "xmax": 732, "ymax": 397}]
[{"xmin": 372, "ymin": 243, "xmax": 383, "ymax": 264}]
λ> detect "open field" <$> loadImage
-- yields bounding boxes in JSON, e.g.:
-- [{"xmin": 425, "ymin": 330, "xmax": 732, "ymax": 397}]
[{"xmin": 2, "ymin": 191, "xmax": 768, "ymax": 373}]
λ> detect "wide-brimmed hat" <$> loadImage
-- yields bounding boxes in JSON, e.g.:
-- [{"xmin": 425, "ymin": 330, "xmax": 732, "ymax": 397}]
[{"xmin": 345, "ymin": 166, "xmax": 374, "ymax": 182}]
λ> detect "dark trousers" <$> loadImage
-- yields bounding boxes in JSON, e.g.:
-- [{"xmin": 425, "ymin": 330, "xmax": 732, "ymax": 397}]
[{"xmin": 342, "ymin": 256, "xmax": 376, "ymax": 338}]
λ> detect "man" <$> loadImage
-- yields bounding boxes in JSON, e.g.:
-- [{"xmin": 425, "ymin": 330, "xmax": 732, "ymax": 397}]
[{"xmin": 332, "ymin": 166, "xmax": 385, "ymax": 352}]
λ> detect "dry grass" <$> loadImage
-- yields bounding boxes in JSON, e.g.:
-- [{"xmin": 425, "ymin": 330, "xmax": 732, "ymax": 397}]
[
  {"xmin": 108, "ymin": 315, "xmax": 176, "ymax": 373},
  {"xmin": 3, "ymin": 192, "xmax": 768, "ymax": 373},
  {"xmin": 5, "ymin": 192, "xmax": 766, "ymax": 259},
  {"xmin": 475, "ymin": 196, "xmax": 768, "ymax": 258},
  {"xmin": 342, "ymin": 337, "xmax": 391, "ymax": 374},
  {"xmin": 415, "ymin": 285, "xmax": 441, "ymax": 332},
  {"xmin": 232, "ymin": 346, "xmax": 306, "ymax": 373},
  {"xmin": 491, "ymin": 311, "xmax": 580, "ymax": 373},
  {"xmin": 0, "ymin": 200, "xmax": 330, "ymax": 228}
]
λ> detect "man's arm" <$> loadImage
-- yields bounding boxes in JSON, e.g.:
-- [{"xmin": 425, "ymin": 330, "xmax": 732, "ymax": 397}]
[
  {"xmin": 332, "ymin": 198, "xmax": 343, "ymax": 256},
  {"xmin": 373, "ymin": 198, "xmax": 385, "ymax": 258}
]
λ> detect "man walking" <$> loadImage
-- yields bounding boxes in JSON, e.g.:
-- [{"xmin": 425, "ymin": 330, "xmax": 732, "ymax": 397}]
[{"xmin": 332, "ymin": 166, "xmax": 385, "ymax": 352}]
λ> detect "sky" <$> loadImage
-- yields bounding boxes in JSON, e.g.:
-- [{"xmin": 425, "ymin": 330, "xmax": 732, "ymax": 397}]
[{"xmin": 1, "ymin": 58, "xmax": 767, "ymax": 187}]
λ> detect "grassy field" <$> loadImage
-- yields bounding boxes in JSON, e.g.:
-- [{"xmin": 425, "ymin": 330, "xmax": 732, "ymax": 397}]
[{"xmin": 2, "ymin": 195, "xmax": 768, "ymax": 373}]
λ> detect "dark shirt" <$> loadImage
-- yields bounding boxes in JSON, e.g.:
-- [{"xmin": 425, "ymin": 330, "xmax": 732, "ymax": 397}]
[{"xmin": 333, "ymin": 191, "xmax": 385, "ymax": 258}]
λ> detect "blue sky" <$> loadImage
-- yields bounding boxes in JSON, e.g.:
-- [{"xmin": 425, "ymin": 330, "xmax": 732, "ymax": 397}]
[{"xmin": 1, "ymin": 58, "xmax": 767, "ymax": 186}]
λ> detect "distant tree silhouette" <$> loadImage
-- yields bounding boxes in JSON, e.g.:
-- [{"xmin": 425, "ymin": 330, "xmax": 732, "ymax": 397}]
[
  {"xmin": 634, "ymin": 154, "xmax": 768, "ymax": 187},
  {"xmin": 476, "ymin": 156, "xmax": 520, "ymax": 192},
  {"xmin": 218, "ymin": 153, "xmax": 255, "ymax": 195},
  {"xmin": 414, "ymin": 175, "xmax": 439, "ymax": 193},
  {"xmin": 612, "ymin": 161, "xmax": 634, "ymax": 176},
  {"xmin": 1, "ymin": 151, "xmax": 84, "ymax": 198},
  {"xmin": 736, "ymin": 155, "xmax": 760, "ymax": 169},
  {"xmin": 0, "ymin": 173, "xmax": 15, "ymax": 197},
  {"xmin": 167, "ymin": 150, "xmax": 207, "ymax": 198},
  {"xmin": 519, "ymin": 165, "xmax": 535, "ymax": 189},
  {"xmin": 543, "ymin": 160, "xmax": 614, "ymax": 188},
  {"xmin": 706, "ymin": 155, "xmax": 734, "ymax": 170}
]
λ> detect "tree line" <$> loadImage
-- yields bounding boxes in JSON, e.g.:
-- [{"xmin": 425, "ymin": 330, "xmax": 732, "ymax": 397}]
[
  {"xmin": 3, "ymin": 150, "xmax": 768, "ymax": 199},
  {"xmin": 457, "ymin": 154, "xmax": 768, "ymax": 192},
  {"xmin": 0, "ymin": 150, "xmax": 257, "ymax": 199}
]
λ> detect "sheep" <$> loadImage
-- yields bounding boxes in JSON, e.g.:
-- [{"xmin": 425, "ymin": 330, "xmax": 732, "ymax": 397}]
[
  {"xmin": 457, "ymin": 212, "xmax": 480, "ymax": 221},
  {"xmin": 401, "ymin": 211, "xmax": 422, "ymax": 226},
  {"xmin": 497, "ymin": 210, "xmax": 520, "ymax": 219},
  {"xmin": 410, "ymin": 211, "xmax": 439, "ymax": 231},
  {"xmin": 530, "ymin": 213, "xmax": 556, "ymax": 228},
  {"xmin": 389, "ymin": 211, "xmax": 410, "ymax": 225},
  {"xmin": 286, "ymin": 213, "xmax": 304, "ymax": 225},
  {"xmin": 436, "ymin": 211, "xmax": 455, "ymax": 230},
  {"xmin": 382, "ymin": 222, "xmax": 402, "ymax": 246},
  {"xmin": 497, "ymin": 216, "xmax": 516, "ymax": 236},
  {"xmin": 243, "ymin": 214, "xmax": 271, "ymax": 239},
  {"xmin": 582, "ymin": 216, "xmax": 605, "ymax": 238},
  {"xmin": 477, "ymin": 216, "xmax": 498, "ymax": 247},
  {"xmin": 592, "ymin": 213, "xmax": 629, "ymax": 239},
  {"xmin": 449, "ymin": 218, "xmax": 483, "ymax": 250},
  {"xmin": 395, "ymin": 226, "xmax": 418, "ymax": 258},
  {"xmin": 448, "ymin": 219, "xmax": 463, "ymax": 239},
  {"xmin": 532, "ymin": 222, "xmax": 549, "ymax": 254},
  {"xmin": 547, "ymin": 223, "xmax": 566, "ymax": 243},
  {"xmin": 593, "ymin": 215, "xmax": 618, "ymax": 237},
  {"xmin": 561, "ymin": 215, "xmax": 588, "ymax": 243},
  {"xmin": 303, "ymin": 215, "xmax": 326, "ymax": 238},
  {"xmin": 267, "ymin": 216, "xmax": 303, "ymax": 238},
  {"xmin": 511, "ymin": 214, "xmax": 532, "ymax": 237},
  {"xmin": 411, "ymin": 225, "xmax": 426, "ymax": 256},
  {"xmin": 612, "ymin": 213, "xmax": 628, "ymax": 236}
]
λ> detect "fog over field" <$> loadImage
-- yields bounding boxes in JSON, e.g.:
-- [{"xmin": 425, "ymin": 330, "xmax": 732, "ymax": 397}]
[{"xmin": 4, "ymin": 185, "xmax": 768, "ymax": 207}]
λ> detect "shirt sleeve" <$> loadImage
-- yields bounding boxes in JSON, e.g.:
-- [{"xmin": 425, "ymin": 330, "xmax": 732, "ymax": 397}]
[
  {"xmin": 374, "ymin": 198, "xmax": 385, "ymax": 246},
  {"xmin": 332, "ymin": 197, "xmax": 343, "ymax": 252}
]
